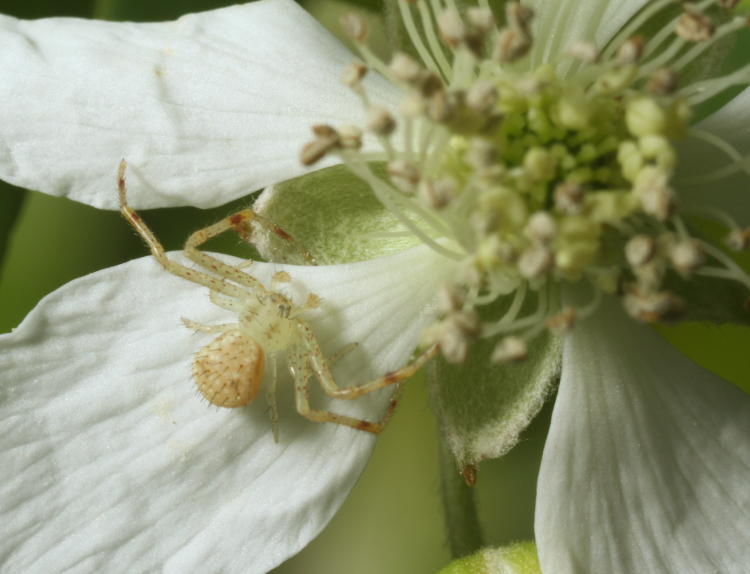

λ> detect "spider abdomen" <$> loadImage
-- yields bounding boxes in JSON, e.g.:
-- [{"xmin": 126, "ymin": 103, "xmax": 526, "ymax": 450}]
[{"xmin": 193, "ymin": 329, "xmax": 265, "ymax": 408}]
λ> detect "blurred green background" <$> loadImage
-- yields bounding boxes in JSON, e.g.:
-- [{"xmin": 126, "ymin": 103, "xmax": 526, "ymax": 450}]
[{"xmin": 0, "ymin": 1, "xmax": 748, "ymax": 573}]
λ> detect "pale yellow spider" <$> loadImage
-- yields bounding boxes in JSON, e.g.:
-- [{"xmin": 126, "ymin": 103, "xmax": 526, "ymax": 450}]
[{"xmin": 117, "ymin": 160, "xmax": 437, "ymax": 437}]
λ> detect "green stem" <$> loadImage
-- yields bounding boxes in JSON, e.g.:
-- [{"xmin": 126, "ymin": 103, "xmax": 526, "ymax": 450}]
[{"xmin": 430, "ymin": 363, "xmax": 484, "ymax": 558}]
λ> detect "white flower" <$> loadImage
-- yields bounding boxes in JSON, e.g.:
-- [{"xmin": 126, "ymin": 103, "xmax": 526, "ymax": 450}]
[{"xmin": 1, "ymin": 1, "xmax": 749, "ymax": 573}]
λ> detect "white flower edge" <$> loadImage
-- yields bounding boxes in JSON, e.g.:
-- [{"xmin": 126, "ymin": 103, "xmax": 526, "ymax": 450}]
[
  {"xmin": 535, "ymin": 297, "xmax": 750, "ymax": 574},
  {"xmin": 0, "ymin": 0, "xmax": 399, "ymax": 209},
  {"xmin": 0, "ymin": 245, "xmax": 457, "ymax": 573}
]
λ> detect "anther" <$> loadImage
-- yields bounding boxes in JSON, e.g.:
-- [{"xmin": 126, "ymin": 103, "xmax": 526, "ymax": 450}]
[
  {"xmin": 647, "ymin": 68, "xmax": 679, "ymax": 95},
  {"xmin": 554, "ymin": 182, "xmax": 585, "ymax": 215},
  {"xmin": 625, "ymin": 234, "xmax": 657, "ymax": 267},
  {"xmin": 634, "ymin": 167, "xmax": 676, "ymax": 221},
  {"xmin": 624, "ymin": 286, "xmax": 684, "ymax": 322},
  {"xmin": 342, "ymin": 62, "xmax": 368, "ymax": 87},
  {"xmin": 428, "ymin": 89, "xmax": 458, "ymax": 123},
  {"xmin": 494, "ymin": 27, "xmax": 532, "ymax": 63},
  {"xmin": 506, "ymin": 2, "xmax": 534, "ymax": 29},
  {"xmin": 566, "ymin": 41, "xmax": 599, "ymax": 63},
  {"xmin": 525, "ymin": 212, "xmax": 557, "ymax": 243},
  {"xmin": 417, "ymin": 177, "xmax": 457, "ymax": 209},
  {"xmin": 466, "ymin": 138, "xmax": 497, "ymax": 170},
  {"xmin": 617, "ymin": 36, "xmax": 645, "ymax": 65},
  {"xmin": 400, "ymin": 93, "xmax": 426, "ymax": 117},
  {"xmin": 726, "ymin": 228, "xmax": 750, "ymax": 251},
  {"xmin": 440, "ymin": 310, "xmax": 480, "ymax": 363},
  {"xmin": 466, "ymin": 81, "xmax": 498, "ymax": 113},
  {"xmin": 437, "ymin": 285, "xmax": 465, "ymax": 313},
  {"xmin": 419, "ymin": 72, "xmax": 445, "ymax": 98},
  {"xmin": 669, "ymin": 238, "xmax": 704, "ymax": 277},
  {"xmin": 437, "ymin": 9, "xmax": 466, "ymax": 48},
  {"xmin": 387, "ymin": 160, "xmax": 421, "ymax": 193},
  {"xmin": 300, "ymin": 125, "xmax": 340, "ymax": 166},
  {"xmin": 312, "ymin": 125, "xmax": 337, "ymax": 138},
  {"xmin": 366, "ymin": 106, "xmax": 396, "ymax": 136},
  {"xmin": 493, "ymin": 2, "xmax": 534, "ymax": 62},
  {"xmin": 491, "ymin": 336, "xmax": 528, "ymax": 363},
  {"xmin": 467, "ymin": 7, "xmax": 495, "ymax": 33},
  {"xmin": 518, "ymin": 244, "xmax": 553, "ymax": 279},
  {"xmin": 340, "ymin": 12, "xmax": 369, "ymax": 43},
  {"xmin": 338, "ymin": 125, "xmax": 363, "ymax": 150},
  {"xmin": 546, "ymin": 307, "xmax": 577, "ymax": 333},
  {"xmin": 389, "ymin": 52, "xmax": 423, "ymax": 84},
  {"xmin": 676, "ymin": 6, "xmax": 714, "ymax": 42}
]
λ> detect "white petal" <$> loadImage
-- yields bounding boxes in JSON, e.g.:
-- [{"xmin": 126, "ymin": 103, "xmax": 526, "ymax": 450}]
[
  {"xmin": 536, "ymin": 298, "xmax": 750, "ymax": 574},
  {"xmin": 0, "ymin": 0, "xmax": 399, "ymax": 209},
  {"xmin": 678, "ymin": 86, "xmax": 750, "ymax": 224},
  {"xmin": 0, "ymin": 246, "xmax": 455, "ymax": 573},
  {"xmin": 529, "ymin": 0, "xmax": 647, "ymax": 72}
]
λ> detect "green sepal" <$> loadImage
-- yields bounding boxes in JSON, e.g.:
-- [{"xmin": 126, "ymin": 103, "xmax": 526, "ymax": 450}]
[
  {"xmin": 430, "ymin": 327, "xmax": 562, "ymax": 472},
  {"xmin": 253, "ymin": 164, "xmax": 419, "ymax": 264},
  {"xmin": 437, "ymin": 542, "xmax": 542, "ymax": 574}
]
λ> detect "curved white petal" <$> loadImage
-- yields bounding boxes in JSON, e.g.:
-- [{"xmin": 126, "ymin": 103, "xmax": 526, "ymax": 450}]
[
  {"xmin": 0, "ymin": 0, "xmax": 399, "ymax": 209},
  {"xmin": 536, "ymin": 298, "xmax": 750, "ymax": 574},
  {"xmin": 529, "ymin": 0, "xmax": 648, "ymax": 72},
  {"xmin": 678, "ymin": 86, "xmax": 750, "ymax": 224},
  {"xmin": 0, "ymin": 246, "xmax": 455, "ymax": 573}
]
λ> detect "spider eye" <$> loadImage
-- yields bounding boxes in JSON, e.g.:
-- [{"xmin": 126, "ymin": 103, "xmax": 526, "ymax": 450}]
[{"xmin": 193, "ymin": 330, "xmax": 265, "ymax": 407}]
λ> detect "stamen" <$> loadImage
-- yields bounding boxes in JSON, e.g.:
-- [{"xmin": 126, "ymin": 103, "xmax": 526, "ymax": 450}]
[
  {"xmin": 685, "ymin": 128, "xmax": 750, "ymax": 183},
  {"xmin": 683, "ymin": 63, "xmax": 750, "ymax": 105},
  {"xmin": 482, "ymin": 283, "xmax": 550, "ymax": 337},
  {"xmin": 417, "ymin": 0, "xmax": 454, "ymax": 78},
  {"xmin": 696, "ymin": 239, "xmax": 750, "ymax": 289},
  {"xmin": 640, "ymin": 0, "xmax": 714, "ymax": 68},
  {"xmin": 398, "ymin": 0, "xmax": 445, "ymax": 78},
  {"xmin": 673, "ymin": 16, "xmax": 746, "ymax": 73},
  {"xmin": 602, "ymin": 0, "xmax": 675, "ymax": 61},
  {"xmin": 340, "ymin": 12, "xmax": 369, "ymax": 44},
  {"xmin": 675, "ymin": 4, "xmax": 715, "ymax": 43},
  {"xmin": 342, "ymin": 156, "xmax": 463, "ymax": 259}
]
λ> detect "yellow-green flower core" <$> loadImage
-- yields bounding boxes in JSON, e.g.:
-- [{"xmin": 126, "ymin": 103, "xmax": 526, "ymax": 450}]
[{"xmin": 302, "ymin": 0, "xmax": 750, "ymax": 363}]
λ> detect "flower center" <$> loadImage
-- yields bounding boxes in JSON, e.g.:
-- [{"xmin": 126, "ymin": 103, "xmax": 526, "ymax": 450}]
[{"xmin": 302, "ymin": 0, "xmax": 750, "ymax": 363}]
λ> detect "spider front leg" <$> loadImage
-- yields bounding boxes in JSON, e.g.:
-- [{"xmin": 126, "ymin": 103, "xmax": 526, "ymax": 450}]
[
  {"xmin": 117, "ymin": 160, "xmax": 247, "ymax": 300},
  {"xmin": 299, "ymin": 321, "xmax": 439, "ymax": 400},
  {"xmin": 182, "ymin": 208, "xmax": 316, "ymax": 295},
  {"xmin": 291, "ymin": 356, "xmax": 401, "ymax": 434}
]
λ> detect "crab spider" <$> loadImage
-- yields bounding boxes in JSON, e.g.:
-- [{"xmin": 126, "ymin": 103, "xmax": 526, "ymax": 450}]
[{"xmin": 117, "ymin": 160, "xmax": 437, "ymax": 437}]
